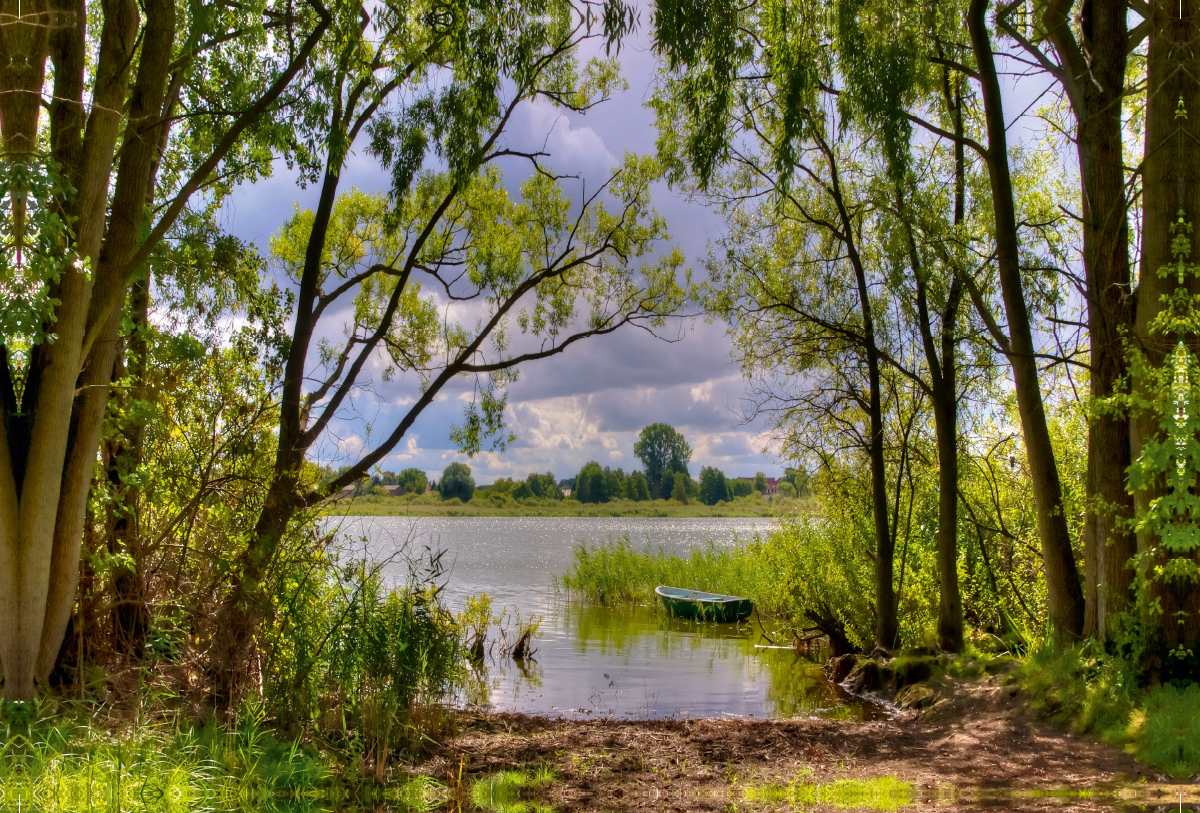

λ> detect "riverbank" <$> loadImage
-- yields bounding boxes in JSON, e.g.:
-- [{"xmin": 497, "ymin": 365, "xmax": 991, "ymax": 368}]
[
  {"xmin": 416, "ymin": 674, "xmax": 1153, "ymax": 811},
  {"xmin": 326, "ymin": 494, "xmax": 803, "ymax": 518}
]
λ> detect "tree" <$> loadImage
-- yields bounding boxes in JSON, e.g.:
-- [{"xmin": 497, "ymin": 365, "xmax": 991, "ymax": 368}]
[
  {"xmin": 604, "ymin": 467, "xmax": 628, "ymax": 501},
  {"xmin": 574, "ymin": 461, "xmax": 607, "ymax": 504},
  {"xmin": 650, "ymin": 0, "xmax": 1074, "ymax": 652},
  {"xmin": 627, "ymin": 471, "xmax": 650, "ymax": 501},
  {"xmin": 512, "ymin": 481, "xmax": 534, "ymax": 500},
  {"xmin": 0, "ymin": 0, "xmax": 333, "ymax": 697},
  {"xmin": 753, "ymin": 472, "xmax": 766, "ymax": 495},
  {"xmin": 526, "ymin": 472, "xmax": 560, "ymax": 500},
  {"xmin": 397, "ymin": 469, "xmax": 428, "ymax": 495},
  {"xmin": 778, "ymin": 481, "xmax": 797, "ymax": 499},
  {"xmin": 966, "ymin": 0, "xmax": 1085, "ymax": 640},
  {"xmin": 669, "ymin": 472, "xmax": 690, "ymax": 504},
  {"xmin": 633, "ymin": 423, "xmax": 692, "ymax": 498},
  {"xmin": 698, "ymin": 466, "xmax": 729, "ymax": 505},
  {"xmin": 205, "ymin": 0, "xmax": 686, "ymax": 699},
  {"xmin": 784, "ymin": 467, "xmax": 811, "ymax": 497},
  {"xmin": 439, "ymin": 463, "xmax": 475, "ymax": 503},
  {"xmin": 730, "ymin": 479, "xmax": 753, "ymax": 498}
]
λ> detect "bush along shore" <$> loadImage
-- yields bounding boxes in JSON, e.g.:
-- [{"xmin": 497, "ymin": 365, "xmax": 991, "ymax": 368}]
[{"xmin": 558, "ymin": 518, "xmax": 1200, "ymax": 781}]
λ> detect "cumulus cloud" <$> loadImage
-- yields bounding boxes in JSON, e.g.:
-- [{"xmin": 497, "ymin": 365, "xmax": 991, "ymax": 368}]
[
  {"xmin": 220, "ymin": 11, "xmax": 785, "ymax": 488},
  {"xmin": 524, "ymin": 100, "xmax": 618, "ymax": 171}
]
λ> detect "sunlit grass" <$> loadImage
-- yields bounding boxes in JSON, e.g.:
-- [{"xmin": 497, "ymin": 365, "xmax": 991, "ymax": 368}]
[
  {"xmin": 1017, "ymin": 642, "xmax": 1200, "ymax": 778},
  {"xmin": 468, "ymin": 766, "xmax": 557, "ymax": 813},
  {"xmin": 740, "ymin": 776, "xmax": 915, "ymax": 810},
  {"xmin": 0, "ymin": 700, "xmax": 329, "ymax": 813}
]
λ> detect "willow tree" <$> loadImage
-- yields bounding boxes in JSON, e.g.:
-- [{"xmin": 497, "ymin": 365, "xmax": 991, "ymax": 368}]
[
  {"xmin": 0, "ymin": 0, "xmax": 337, "ymax": 699},
  {"xmin": 206, "ymin": 2, "xmax": 682, "ymax": 700},
  {"xmin": 651, "ymin": 0, "xmax": 1103, "ymax": 644}
]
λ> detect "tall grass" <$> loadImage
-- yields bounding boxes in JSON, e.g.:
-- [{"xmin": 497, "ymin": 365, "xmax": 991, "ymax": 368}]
[
  {"xmin": 1018, "ymin": 641, "xmax": 1200, "ymax": 778},
  {"xmin": 0, "ymin": 700, "xmax": 330, "ymax": 813},
  {"xmin": 265, "ymin": 552, "xmax": 464, "ymax": 778},
  {"xmin": 556, "ymin": 538, "xmax": 787, "ymax": 613}
]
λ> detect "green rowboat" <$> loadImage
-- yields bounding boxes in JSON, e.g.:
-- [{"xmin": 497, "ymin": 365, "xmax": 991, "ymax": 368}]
[{"xmin": 655, "ymin": 585, "xmax": 754, "ymax": 623}]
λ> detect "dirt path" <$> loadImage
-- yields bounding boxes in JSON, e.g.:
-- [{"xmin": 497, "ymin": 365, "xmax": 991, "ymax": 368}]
[{"xmin": 416, "ymin": 676, "xmax": 1166, "ymax": 811}]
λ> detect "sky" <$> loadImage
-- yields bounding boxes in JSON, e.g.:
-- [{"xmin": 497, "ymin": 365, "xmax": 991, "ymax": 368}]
[{"xmin": 219, "ymin": 9, "xmax": 783, "ymax": 486}]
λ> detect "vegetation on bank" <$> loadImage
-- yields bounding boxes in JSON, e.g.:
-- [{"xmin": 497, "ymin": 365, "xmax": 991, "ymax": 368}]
[
  {"xmin": 1016, "ymin": 644, "xmax": 1200, "ymax": 779},
  {"xmin": 328, "ymin": 491, "xmax": 796, "ymax": 518},
  {"xmin": 558, "ymin": 524, "xmax": 1200, "ymax": 778},
  {"xmin": 0, "ymin": 701, "xmax": 331, "ymax": 809}
]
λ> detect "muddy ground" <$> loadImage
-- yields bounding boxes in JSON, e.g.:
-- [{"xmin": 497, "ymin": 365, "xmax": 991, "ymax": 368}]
[{"xmin": 416, "ymin": 674, "xmax": 1185, "ymax": 811}]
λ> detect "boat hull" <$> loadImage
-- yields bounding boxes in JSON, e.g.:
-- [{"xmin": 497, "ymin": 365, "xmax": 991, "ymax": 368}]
[{"xmin": 655, "ymin": 586, "xmax": 754, "ymax": 623}]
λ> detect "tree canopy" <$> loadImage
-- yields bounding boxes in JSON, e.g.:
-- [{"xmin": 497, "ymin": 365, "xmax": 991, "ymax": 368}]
[{"xmin": 633, "ymin": 423, "xmax": 692, "ymax": 498}]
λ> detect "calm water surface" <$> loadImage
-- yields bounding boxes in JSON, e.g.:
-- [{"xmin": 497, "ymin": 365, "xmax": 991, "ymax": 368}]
[{"xmin": 330, "ymin": 515, "xmax": 863, "ymax": 720}]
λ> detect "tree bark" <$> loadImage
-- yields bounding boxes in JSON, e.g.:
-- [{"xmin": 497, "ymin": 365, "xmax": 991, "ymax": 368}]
[
  {"xmin": 969, "ymin": 0, "xmax": 1085, "ymax": 640},
  {"xmin": 1133, "ymin": 0, "xmax": 1200, "ymax": 676},
  {"xmin": 1041, "ymin": 0, "xmax": 1135, "ymax": 641},
  {"xmin": 820, "ymin": 141, "xmax": 898, "ymax": 650}
]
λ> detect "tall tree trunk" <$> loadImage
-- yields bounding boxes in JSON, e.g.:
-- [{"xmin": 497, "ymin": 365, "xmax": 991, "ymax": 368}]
[
  {"xmin": 969, "ymin": 0, "xmax": 1085, "ymax": 640},
  {"xmin": 1133, "ymin": 0, "xmax": 1200, "ymax": 676},
  {"xmin": 931, "ymin": 367, "xmax": 962, "ymax": 652},
  {"xmin": 106, "ymin": 276, "xmax": 151, "ymax": 659},
  {"xmin": 1042, "ymin": 0, "xmax": 1135, "ymax": 641},
  {"xmin": 210, "ymin": 480, "xmax": 298, "ymax": 705},
  {"xmin": 819, "ymin": 140, "xmax": 898, "ymax": 650}
]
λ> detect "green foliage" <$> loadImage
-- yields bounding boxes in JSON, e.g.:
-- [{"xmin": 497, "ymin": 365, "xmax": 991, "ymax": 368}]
[
  {"xmin": 633, "ymin": 423, "xmax": 692, "ymax": 497},
  {"xmin": 627, "ymin": 471, "xmax": 650, "ymax": 501},
  {"xmin": 1113, "ymin": 213, "xmax": 1200, "ymax": 676},
  {"xmin": 0, "ymin": 159, "xmax": 77, "ymax": 361},
  {"xmin": 264, "ymin": 551, "xmax": 463, "ymax": 769},
  {"xmin": 698, "ymin": 466, "xmax": 730, "ymax": 505},
  {"xmin": 668, "ymin": 471, "xmax": 691, "ymax": 504},
  {"xmin": 525, "ymin": 472, "xmax": 560, "ymax": 500},
  {"xmin": 783, "ymin": 467, "xmax": 811, "ymax": 496},
  {"xmin": 398, "ymin": 468, "xmax": 429, "ymax": 495},
  {"xmin": 1017, "ymin": 641, "xmax": 1200, "ymax": 778},
  {"xmin": 439, "ymin": 462, "xmax": 475, "ymax": 503},
  {"xmin": 753, "ymin": 471, "xmax": 766, "ymax": 494},
  {"xmin": 574, "ymin": 461, "xmax": 608, "ymax": 504},
  {"xmin": 575, "ymin": 463, "xmax": 645, "ymax": 504},
  {"xmin": 0, "ymin": 700, "xmax": 330, "ymax": 810}
]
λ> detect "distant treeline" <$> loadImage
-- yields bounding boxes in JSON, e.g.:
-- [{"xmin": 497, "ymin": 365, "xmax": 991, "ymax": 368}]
[{"xmin": 324, "ymin": 423, "xmax": 810, "ymax": 507}]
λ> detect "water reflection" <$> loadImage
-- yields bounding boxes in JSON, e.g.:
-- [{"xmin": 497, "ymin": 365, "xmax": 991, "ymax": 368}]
[{"xmin": 462, "ymin": 598, "xmax": 872, "ymax": 720}]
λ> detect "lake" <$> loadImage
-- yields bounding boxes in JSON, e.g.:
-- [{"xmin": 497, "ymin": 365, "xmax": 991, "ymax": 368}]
[{"xmin": 330, "ymin": 516, "xmax": 869, "ymax": 720}]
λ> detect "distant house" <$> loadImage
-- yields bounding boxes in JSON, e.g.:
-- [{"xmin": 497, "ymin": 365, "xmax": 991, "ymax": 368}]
[
  {"xmin": 384, "ymin": 484, "xmax": 405, "ymax": 497},
  {"xmin": 561, "ymin": 487, "xmax": 572, "ymax": 498},
  {"xmin": 338, "ymin": 484, "xmax": 355, "ymax": 499}
]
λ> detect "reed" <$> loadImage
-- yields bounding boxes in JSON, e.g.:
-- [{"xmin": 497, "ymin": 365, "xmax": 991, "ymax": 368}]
[{"xmin": 556, "ymin": 538, "xmax": 787, "ymax": 614}]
